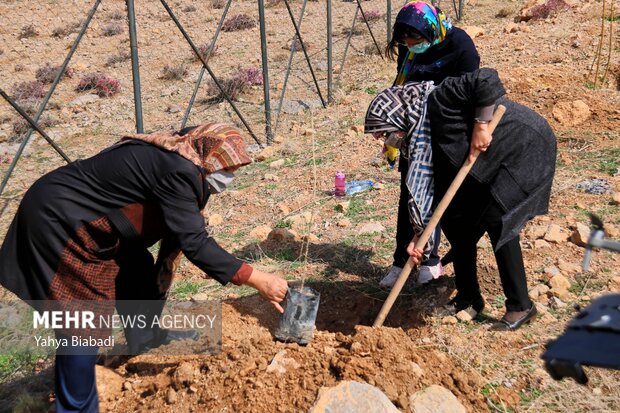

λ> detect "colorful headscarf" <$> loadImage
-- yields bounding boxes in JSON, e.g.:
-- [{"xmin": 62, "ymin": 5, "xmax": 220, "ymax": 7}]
[
  {"xmin": 365, "ymin": 81, "xmax": 437, "ymax": 259},
  {"xmin": 122, "ymin": 122, "xmax": 252, "ymax": 174},
  {"xmin": 394, "ymin": 1, "xmax": 453, "ymax": 85}
]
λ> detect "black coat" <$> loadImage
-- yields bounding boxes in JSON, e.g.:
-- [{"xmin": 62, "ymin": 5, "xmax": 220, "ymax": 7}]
[
  {"xmin": 428, "ymin": 69, "xmax": 557, "ymax": 248},
  {"xmin": 396, "ymin": 27, "xmax": 480, "ymax": 85},
  {"xmin": 0, "ymin": 141, "xmax": 243, "ymax": 301}
]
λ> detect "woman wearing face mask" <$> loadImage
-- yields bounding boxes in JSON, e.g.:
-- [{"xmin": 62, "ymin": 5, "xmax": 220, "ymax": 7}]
[
  {"xmin": 0, "ymin": 122, "xmax": 287, "ymax": 413},
  {"xmin": 378, "ymin": 1, "xmax": 481, "ymax": 288}
]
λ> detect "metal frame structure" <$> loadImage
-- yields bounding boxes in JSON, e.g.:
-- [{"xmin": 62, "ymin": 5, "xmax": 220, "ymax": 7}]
[{"xmin": 0, "ymin": 0, "xmax": 466, "ymax": 195}]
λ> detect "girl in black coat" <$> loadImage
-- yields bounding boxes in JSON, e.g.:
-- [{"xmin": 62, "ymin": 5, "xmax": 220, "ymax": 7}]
[{"xmin": 379, "ymin": 1, "xmax": 480, "ymax": 288}]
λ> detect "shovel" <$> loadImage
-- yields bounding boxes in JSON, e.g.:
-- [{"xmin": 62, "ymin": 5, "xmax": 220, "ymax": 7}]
[{"xmin": 373, "ymin": 105, "xmax": 507, "ymax": 327}]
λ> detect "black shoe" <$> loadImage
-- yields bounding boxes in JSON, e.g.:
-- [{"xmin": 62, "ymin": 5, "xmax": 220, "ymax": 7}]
[
  {"xmin": 490, "ymin": 305, "xmax": 537, "ymax": 331},
  {"xmin": 446, "ymin": 295, "xmax": 485, "ymax": 314}
]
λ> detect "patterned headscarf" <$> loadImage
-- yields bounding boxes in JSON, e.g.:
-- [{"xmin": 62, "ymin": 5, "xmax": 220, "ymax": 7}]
[
  {"xmin": 365, "ymin": 81, "xmax": 437, "ymax": 259},
  {"xmin": 394, "ymin": 2, "xmax": 453, "ymax": 86},
  {"xmin": 122, "ymin": 122, "xmax": 252, "ymax": 174}
]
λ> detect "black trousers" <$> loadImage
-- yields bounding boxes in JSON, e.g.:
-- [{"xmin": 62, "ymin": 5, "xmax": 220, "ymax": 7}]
[
  {"xmin": 440, "ymin": 175, "xmax": 532, "ymax": 312},
  {"xmin": 394, "ymin": 154, "xmax": 441, "ymax": 268}
]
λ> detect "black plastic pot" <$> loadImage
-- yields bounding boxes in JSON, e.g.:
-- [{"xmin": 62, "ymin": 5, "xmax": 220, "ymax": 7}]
[{"xmin": 274, "ymin": 286, "xmax": 320, "ymax": 345}]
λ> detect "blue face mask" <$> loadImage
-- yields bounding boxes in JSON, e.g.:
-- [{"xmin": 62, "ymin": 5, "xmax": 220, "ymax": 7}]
[{"xmin": 408, "ymin": 41, "xmax": 432, "ymax": 54}]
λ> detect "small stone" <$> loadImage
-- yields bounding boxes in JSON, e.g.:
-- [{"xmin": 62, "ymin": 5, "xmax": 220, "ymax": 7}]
[
  {"xmin": 351, "ymin": 125, "xmax": 364, "ymax": 133},
  {"xmin": 249, "ymin": 225, "xmax": 272, "ymax": 240},
  {"xmin": 544, "ymin": 224, "xmax": 565, "ymax": 243},
  {"xmin": 337, "ymin": 218, "xmax": 351, "ymax": 228},
  {"xmin": 302, "ymin": 128, "xmax": 316, "ymax": 136},
  {"xmin": 409, "ymin": 385, "xmax": 466, "ymax": 413},
  {"xmin": 273, "ymin": 135, "xmax": 285, "ymax": 144},
  {"xmin": 528, "ymin": 225, "xmax": 548, "ymax": 239},
  {"xmin": 373, "ymin": 182, "xmax": 385, "ymax": 190},
  {"xmin": 534, "ymin": 239, "xmax": 551, "ymax": 249},
  {"xmin": 335, "ymin": 201, "xmax": 350, "ymax": 213},
  {"xmin": 357, "ymin": 222, "xmax": 385, "ymax": 234},
  {"xmin": 166, "ymin": 388, "xmax": 177, "ymax": 404},
  {"xmin": 263, "ymin": 173, "xmax": 279, "ymax": 181},
  {"xmin": 543, "ymin": 266, "xmax": 561, "ymax": 278},
  {"xmin": 535, "ymin": 302, "xmax": 549, "ymax": 314},
  {"xmin": 593, "ymin": 388, "xmax": 603, "ymax": 395},
  {"xmin": 191, "ymin": 292, "xmax": 210, "ymax": 302},
  {"xmin": 548, "ymin": 296, "xmax": 567, "ymax": 308},
  {"xmin": 442, "ymin": 316, "xmax": 458, "ymax": 325},
  {"xmin": 255, "ymin": 146, "xmax": 276, "ymax": 161},
  {"xmin": 277, "ymin": 203, "xmax": 290, "ymax": 214},
  {"xmin": 455, "ymin": 309, "xmax": 475, "ymax": 322},
  {"xmin": 606, "ymin": 224, "xmax": 619, "ymax": 238},
  {"xmin": 208, "ymin": 214, "xmax": 223, "ymax": 226},
  {"xmin": 269, "ymin": 159, "xmax": 285, "ymax": 168},
  {"xmin": 267, "ymin": 350, "xmax": 300, "ymax": 374},
  {"xmin": 557, "ymin": 259, "xmax": 581, "ymax": 274},
  {"xmin": 410, "ymin": 362, "xmax": 425, "ymax": 377},
  {"xmin": 123, "ymin": 381, "xmax": 132, "ymax": 391},
  {"xmin": 166, "ymin": 105, "xmax": 182, "ymax": 114},
  {"xmin": 529, "ymin": 284, "xmax": 550, "ymax": 299},
  {"xmin": 549, "ymin": 275, "xmax": 571, "ymax": 291},
  {"xmin": 570, "ymin": 223, "xmax": 591, "ymax": 247},
  {"xmin": 612, "ymin": 192, "xmax": 620, "ymax": 206},
  {"xmin": 188, "ymin": 385, "xmax": 198, "ymax": 393}
]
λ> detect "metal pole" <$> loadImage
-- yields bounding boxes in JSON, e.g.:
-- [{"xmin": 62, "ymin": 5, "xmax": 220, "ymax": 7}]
[
  {"xmin": 355, "ymin": 0, "xmax": 384, "ymax": 58},
  {"xmin": 458, "ymin": 0, "xmax": 463, "ymax": 21},
  {"xmin": 126, "ymin": 0, "xmax": 144, "ymax": 133},
  {"xmin": 274, "ymin": 0, "xmax": 308, "ymax": 134},
  {"xmin": 159, "ymin": 0, "xmax": 261, "ymax": 144},
  {"xmin": 335, "ymin": 7, "xmax": 359, "ymax": 90},
  {"xmin": 327, "ymin": 0, "xmax": 333, "ymax": 104},
  {"xmin": 180, "ymin": 0, "xmax": 233, "ymax": 129},
  {"xmin": 0, "ymin": 89, "xmax": 71, "ymax": 163},
  {"xmin": 283, "ymin": 0, "xmax": 326, "ymax": 107},
  {"xmin": 387, "ymin": 0, "xmax": 392, "ymax": 44},
  {"xmin": 0, "ymin": 0, "xmax": 100, "ymax": 195},
  {"xmin": 257, "ymin": 0, "xmax": 273, "ymax": 145}
]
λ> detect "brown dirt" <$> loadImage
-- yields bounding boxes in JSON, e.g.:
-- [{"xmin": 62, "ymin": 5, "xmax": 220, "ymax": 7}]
[{"xmin": 1, "ymin": 0, "xmax": 619, "ymax": 412}]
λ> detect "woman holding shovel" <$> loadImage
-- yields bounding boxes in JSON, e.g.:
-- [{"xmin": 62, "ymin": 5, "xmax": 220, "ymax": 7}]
[
  {"xmin": 0, "ymin": 122, "xmax": 288, "ymax": 412},
  {"xmin": 365, "ymin": 68, "xmax": 556, "ymax": 330},
  {"xmin": 379, "ymin": 1, "xmax": 480, "ymax": 288}
]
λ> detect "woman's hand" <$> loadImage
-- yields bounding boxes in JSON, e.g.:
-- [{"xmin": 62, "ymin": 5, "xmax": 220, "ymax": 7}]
[
  {"xmin": 406, "ymin": 234, "xmax": 424, "ymax": 265},
  {"xmin": 469, "ymin": 122, "xmax": 492, "ymax": 162},
  {"xmin": 245, "ymin": 269, "xmax": 288, "ymax": 313}
]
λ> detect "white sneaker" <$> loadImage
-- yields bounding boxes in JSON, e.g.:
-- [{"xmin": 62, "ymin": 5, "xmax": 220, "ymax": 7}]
[
  {"xmin": 379, "ymin": 265, "xmax": 403, "ymax": 288},
  {"xmin": 417, "ymin": 262, "xmax": 444, "ymax": 284}
]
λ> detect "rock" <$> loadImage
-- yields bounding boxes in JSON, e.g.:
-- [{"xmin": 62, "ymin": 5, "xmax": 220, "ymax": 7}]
[
  {"xmin": 335, "ymin": 201, "xmax": 350, "ymax": 213},
  {"xmin": 535, "ymin": 302, "xmax": 549, "ymax": 314},
  {"xmin": 544, "ymin": 224, "xmax": 565, "ymax": 243},
  {"xmin": 529, "ymin": 284, "xmax": 550, "ymax": 299},
  {"xmin": 166, "ymin": 387, "xmax": 177, "ymax": 404},
  {"xmin": 358, "ymin": 222, "xmax": 385, "ymax": 235},
  {"xmin": 276, "ymin": 203, "xmax": 290, "ymax": 214},
  {"xmin": 442, "ymin": 316, "xmax": 457, "ymax": 325},
  {"xmin": 263, "ymin": 173, "xmax": 279, "ymax": 181},
  {"xmin": 302, "ymin": 128, "xmax": 316, "ymax": 136},
  {"xmin": 504, "ymin": 23, "xmax": 520, "ymax": 33},
  {"xmin": 191, "ymin": 292, "xmax": 210, "ymax": 302},
  {"xmin": 303, "ymin": 233, "xmax": 320, "ymax": 243},
  {"xmin": 410, "ymin": 362, "xmax": 425, "ymax": 377},
  {"xmin": 208, "ymin": 214, "xmax": 223, "ymax": 226},
  {"xmin": 528, "ymin": 224, "xmax": 548, "ymax": 239},
  {"xmin": 557, "ymin": 259, "xmax": 581, "ymax": 274},
  {"xmin": 606, "ymin": 224, "xmax": 619, "ymax": 238},
  {"xmin": 455, "ymin": 309, "xmax": 475, "ymax": 322},
  {"xmin": 273, "ymin": 134, "xmax": 285, "ymax": 144},
  {"xmin": 166, "ymin": 104, "xmax": 182, "ymax": 114},
  {"xmin": 309, "ymin": 381, "xmax": 399, "ymax": 413},
  {"xmin": 552, "ymin": 100, "xmax": 590, "ymax": 126},
  {"xmin": 290, "ymin": 212, "xmax": 314, "ymax": 230},
  {"xmin": 269, "ymin": 159, "xmax": 285, "ymax": 168},
  {"xmin": 544, "ymin": 266, "xmax": 561, "ymax": 278},
  {"xmin": 570, "ymin": 223, "xmax": 590, "ymax": 247},
  {"xmin": 534, "ymin": 239, "xmax": 551, "ymax": 249},
  {"xmin": 267, "ymin": 350, "xmax": 300, "ymax": 375},
  {"xmin": 374, "ymin": 182, "xmax": 385, "ymax": 190},
  {"xmin": 548, "ymin": 296, "xmax": 567, "ymax": 308},
  {"xmin": 461, "ymin": 25, "xmax": 485, "ymax": 38},
  {"xmin": 576, "ymin": 179, "xmax": 612, "ymax": 195},
  {"xmin": 612, "ymin": 192, "xmax": 620, "ymax": 206},
  {"xmin": 173, "ymin": 362, "xmax": 196, "ymax": 389},
  {"xmin": 70, "ymin": 94, "xmax": 99, "ymax": 106},
  {"xmin": 608, "ymin": 276, "xmax": 620, "ymax": 291},
  {"xmin": 549, "ymin": 275, "xmax": 571, "ymax": 291},
  {"xmin": 410, "ymin": 385, "xmax": 466, "ymax": 413},
  {"xmin": 267, "ymin": 228, "xmax": 299, "ymax": 242},
  {"xmin": 337, "ymin": 218, "xmax": 351, "ymax": 228},
  {"xmin": 351, "ymin": 125, "xmax": 364, "ymax": 133},
  {"xmin": 249, "ymin": 225, "xmax": 272, "ymax": 240},
  {"xmin": 123, "ymin": 381, "xmax": 132, "ymax": 391},
  {"xmin": 256, "ymin": 146, "xmax": 276, "ymax": 161}
]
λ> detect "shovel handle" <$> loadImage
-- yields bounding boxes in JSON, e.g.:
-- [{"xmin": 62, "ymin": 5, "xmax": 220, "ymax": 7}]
[{"xmin": 373, "ymin": 105, "xmax": 506, "ymax": 328}]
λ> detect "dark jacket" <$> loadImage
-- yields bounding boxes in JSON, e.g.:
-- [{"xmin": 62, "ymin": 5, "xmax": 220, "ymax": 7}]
[
  {"xmin": 0, "ymin": 141, "xmax": 244, "ymax": 301},
  {"xmin": 396, "ymin": 27, "xmax": 480, "ymax": 85},
  {"xmin": 428, "ymin": 69, "xmax": 557, "ymax": 248}
]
